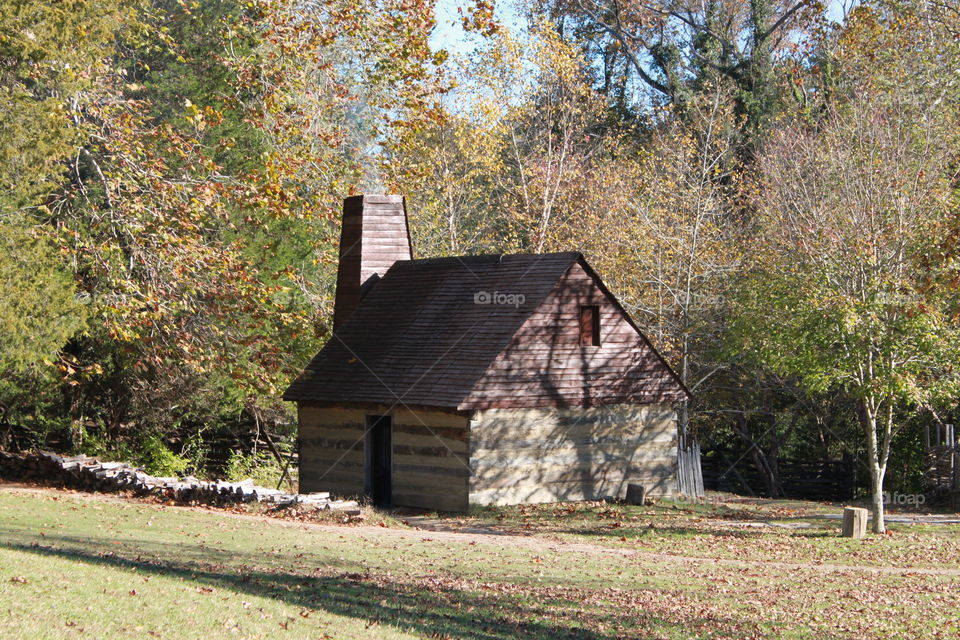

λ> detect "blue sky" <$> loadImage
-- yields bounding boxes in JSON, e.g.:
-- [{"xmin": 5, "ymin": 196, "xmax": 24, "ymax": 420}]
[
  {"xmin": 429, "ymin": 0, "xmax": 850, "ymax": 55},
  {"xmin": 430, "ymin": 0, "xmax": 521, "ymax": 55}
]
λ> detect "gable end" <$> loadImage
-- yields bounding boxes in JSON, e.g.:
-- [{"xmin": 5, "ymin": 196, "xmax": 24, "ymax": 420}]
[{"xmin": 460, "ymin": 257, "xmax": 690, "ymax": 409}]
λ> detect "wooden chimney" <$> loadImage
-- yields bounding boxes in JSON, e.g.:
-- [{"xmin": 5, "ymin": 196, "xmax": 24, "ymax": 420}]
[{"xmin": 333, "ymin": 195, "xmax": 412, "ymax": 331}]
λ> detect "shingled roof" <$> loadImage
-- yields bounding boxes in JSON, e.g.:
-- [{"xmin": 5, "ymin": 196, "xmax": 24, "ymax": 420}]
[{"xmin": 283, "ymin": 252, "xmax": 688, "ymax": 410}]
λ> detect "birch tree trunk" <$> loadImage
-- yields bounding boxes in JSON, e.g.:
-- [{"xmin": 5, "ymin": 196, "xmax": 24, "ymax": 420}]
[{"xmin": 862, "ymin": 398, "xmax": 886, "ymax": 533}]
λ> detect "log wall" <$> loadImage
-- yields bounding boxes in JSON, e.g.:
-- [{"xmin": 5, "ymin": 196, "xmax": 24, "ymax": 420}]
[
  {"xmin": 469, "ymin": 403, "xmax": 678, "ymax": 505},
  {"xmin": 300, "ymin": 402, "xmax": 678, "ymax": 511},
  {"xmin": 298, "ymin": 404, "xmax": 470, "ymax": 511},
  {"xmin": 391, "ymin": 409, "xmax": 470, "ymax": 512}
]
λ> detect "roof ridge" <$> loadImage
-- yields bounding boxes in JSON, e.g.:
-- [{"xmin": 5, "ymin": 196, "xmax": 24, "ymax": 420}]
[{"xmin": 397, "ymin": 251, "xmax": 581, "ymax": 266}]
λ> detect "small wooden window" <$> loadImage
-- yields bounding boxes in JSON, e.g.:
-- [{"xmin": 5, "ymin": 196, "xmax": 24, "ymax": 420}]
[{"xmin": 579, "ymin": 305, "xmax": 600, "ymax": 346}]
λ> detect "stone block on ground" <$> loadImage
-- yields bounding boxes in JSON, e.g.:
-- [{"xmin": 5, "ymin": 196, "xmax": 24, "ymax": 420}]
[
  {"xmin": 625, "ymin": 483, "xmax": 648, "ymax": 506},
  {"xmin": 841, "ymin": 506, "xmax": 868, "ymax": 538}
]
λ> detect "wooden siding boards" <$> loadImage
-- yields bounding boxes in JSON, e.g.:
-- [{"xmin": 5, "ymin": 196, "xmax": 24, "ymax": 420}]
[{"xmin": 460, "ymin": 261, "xmax": 686, "ymax": 409}]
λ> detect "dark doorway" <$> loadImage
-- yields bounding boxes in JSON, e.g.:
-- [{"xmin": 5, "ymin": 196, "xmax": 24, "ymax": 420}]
[{"xmin": 366, "ymin": 415, "xmax": 392, "ymax": 507}]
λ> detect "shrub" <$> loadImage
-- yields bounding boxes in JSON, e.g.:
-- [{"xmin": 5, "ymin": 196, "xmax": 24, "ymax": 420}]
[
  {"xmin": 135, "ymin": 435, "xmax": 189, "ymax": 477},
  {"xmin": 224, "ymin": 450, "xmax": 291, "ymax": 490}
]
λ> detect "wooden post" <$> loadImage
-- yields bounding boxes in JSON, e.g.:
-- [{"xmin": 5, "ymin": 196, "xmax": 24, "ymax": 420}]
[
  {"xmin": 950, "ymin": 424, "xmax": 958, "ymax": 498},
  {"xmin": 692, "ymin": 441, "xmax": 704, "ymax": 498},
  {"xmin": 677, "ymin": 435, "xmax": 689, "ymax": 497},
  {"xmin": 625, "ymin": 483, "xmax": 647, "ymax": 505},
  {"xmin": 841, "ymin": 506, "xmax": 868, "ymax": 538}
]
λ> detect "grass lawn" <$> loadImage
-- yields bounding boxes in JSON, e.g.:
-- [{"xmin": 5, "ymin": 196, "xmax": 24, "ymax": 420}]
[
  {"xmin": 457, "ymin": 496, "xmax": 960, "ymax": 569},
  {"xmin": 0, "ymin": 487, "xmax": 958, "ymax": 639}
]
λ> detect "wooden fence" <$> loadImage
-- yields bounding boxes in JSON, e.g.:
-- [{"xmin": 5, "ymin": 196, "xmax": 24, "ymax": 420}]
[
  {"xmin": 676, "ymin": 436, "xmax": 704, "ymax": 498},
  {"xmin": 926, "ymin": 448, "xmax": 959, "ymax": 510},
  {"xmin": 701, "ymin": 452, "xmax": 855, "ymax": 501},
  {"xmin": 924, "ymin": 422, "xmax": 959, "ymax": 509}
]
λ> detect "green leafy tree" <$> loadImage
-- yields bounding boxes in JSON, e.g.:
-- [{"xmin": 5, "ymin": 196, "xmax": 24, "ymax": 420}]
[
  {"xmin": 733, "ymin": 11, "xmax": 960, "ymax": 529},
  {"xmin": 532, "ymin": 0, "xmax": 823, "ymax": 148},
  {"xmin": 0, "ymin": 220, "xmax": 86, "ymax": 372},
  {"xmin": 38, "ymin": 0, "xmax": 447, "ymax": 448},
  {"xmin": 0, "ymin": 0, "xmax": 125, "ymax": 212}
]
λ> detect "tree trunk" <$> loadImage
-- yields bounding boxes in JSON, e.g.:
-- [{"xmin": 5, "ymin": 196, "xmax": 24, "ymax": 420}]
[
  {"xmin": 677, "ymin": 398, "xmax": 689, "ymax": 441},
  {"xmin": 868, "ymin": 460, "xmax": 886, "ymax": 534},
  {"xmin": 861, "ymin": 398, "xmax": 886, "ymax": 533}
]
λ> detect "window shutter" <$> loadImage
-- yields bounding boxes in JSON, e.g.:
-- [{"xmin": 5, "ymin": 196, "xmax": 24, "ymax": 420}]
[{"xmin": 579, "ymin": 305, "xmax": 600, "ymax": 346}]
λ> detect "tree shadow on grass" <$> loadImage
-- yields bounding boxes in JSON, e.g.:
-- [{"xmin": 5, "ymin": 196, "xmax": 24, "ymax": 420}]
[
  {"xmin": 0, "ymin": 531, "xmax": 764, "ymax": 640},
  {"xmin": 565, "ymin": 525, "xmax": 758, "ymax": 539}
]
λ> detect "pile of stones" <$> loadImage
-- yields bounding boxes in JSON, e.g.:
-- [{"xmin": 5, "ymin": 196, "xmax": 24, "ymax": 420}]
[{"xmin": 0, "ymin": 450, "xmax": 359, "ymax": 513}]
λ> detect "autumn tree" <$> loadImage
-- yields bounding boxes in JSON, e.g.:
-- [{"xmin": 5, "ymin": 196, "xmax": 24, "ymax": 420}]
[
  {"xmin": 385, "ymin": 104, "xmax": 506, "ymax": 255},
  {"xmin": 568, "ymin": 87, "xmax": 742, "ymax": 445},
  {"xmin": 732, "ymin": 1, "xmax": 960, "ymax": 531},
  {"xmin": 391, "ymin": 18, "xmax": 745, "ymax": 445},
  {"xmin": 1, "ymin": 0, "xmax": 447, "ymax": 461},
  {"xmin": 390, "ymin": 21, "xmax": 620, "ymax": 255}
]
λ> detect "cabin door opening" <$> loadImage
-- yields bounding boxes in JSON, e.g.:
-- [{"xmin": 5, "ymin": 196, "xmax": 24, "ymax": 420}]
[{"xmin": 366, "ymin": 415, "xmax": 392, "ymax": 507}]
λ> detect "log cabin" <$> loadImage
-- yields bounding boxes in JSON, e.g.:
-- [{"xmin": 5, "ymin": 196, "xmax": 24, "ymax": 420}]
[{"xmin": 283, "ymin": 195, "xmax": 690, "ymax": 512}]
